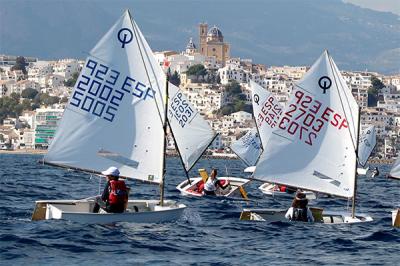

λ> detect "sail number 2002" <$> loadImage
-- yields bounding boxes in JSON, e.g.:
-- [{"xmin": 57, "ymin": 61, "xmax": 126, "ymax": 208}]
[{"xmin": 278, "ymin": 89, "xmax": 348, "ymax": 146}]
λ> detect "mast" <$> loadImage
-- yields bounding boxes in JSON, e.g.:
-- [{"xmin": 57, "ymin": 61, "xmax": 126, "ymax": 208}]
[
  {"xmin": 160, "ymin": 77, "xmax": 169, "ymax": 206},
  {"xmin": 351, "ymin": 106, "xmax": 362, "ymax": 218},
  {"xmin": 167, "ymin": 118, "xmax": 192, "ymax": 184}
]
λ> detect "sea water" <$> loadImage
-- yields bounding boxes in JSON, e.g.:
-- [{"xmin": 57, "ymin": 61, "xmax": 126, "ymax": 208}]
[{"xmin": 0, "ymin": 154, "xmax": 399, "ymax": 265}]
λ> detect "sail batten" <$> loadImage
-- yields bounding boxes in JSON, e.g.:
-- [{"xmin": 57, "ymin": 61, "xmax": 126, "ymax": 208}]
[
  {"xmin": 45, "ymin": 11, "xmax": 166, "ymax": 184},
  {"xmin": 254, "ymin": 51, "xmax": 359, "ymax": 198}
]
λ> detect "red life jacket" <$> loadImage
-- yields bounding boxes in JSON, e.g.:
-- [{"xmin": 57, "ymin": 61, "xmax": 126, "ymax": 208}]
[{"xmin": 108, "ymin": 180, "xmax": 128, "ymax": 205}]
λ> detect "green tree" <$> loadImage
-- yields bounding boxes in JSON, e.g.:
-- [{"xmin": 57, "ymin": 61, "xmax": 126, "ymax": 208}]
[
  {"xmin": 64, "ymin": 72, "xmax": 79, "ymax": 87},
  {"xmin": 0, "ymin": 95, "xmax": 23, "ymax": 123},
  {"xmin": 233, "ymin": 100, "xmax": 245, "ymax": 112},
  {"xmin": 225, "ymin": 81, "xmax": 242, "ymax": 95},
  {"xmin": 186, "ymin": 64, "xmax": 207, "ymax": 76},
  {"xmin": 36, "ymin": 93, "xmax": 60, "ymax": 106},
  {"xmin": 11, "ymin": 56, "xmax": 28, "ymax": 75},
  {"xmin": 368, "ymin": 76, "xmax": 385, "ymax": 107},
  {"xmin": 60, "ymin": 97, "xmax": 69, "ymax": 103},
  {"xmin": 21, "ymin": 99, "xmax": 32, "ymax": 110},
  {"xmin": 242, "ymin": 104, "xmax": 252, "ymax": 113},
  {"xmin": 168, "ymin": 70, "xmax": 181, "ymax": 86},
  {"xmin": 219, "ymin": 105, "xmax": 234, "ymax": 115},
  {"xmin": 217, "ymin": 81, "xmax": 252, "ymax": 115},
  {"xmin": 10, "ymin": 92, "xmax": 20, "ymax": 102},
  {"xmin": 21, "ymin": 88, "xmax": 39, "ymax": 99}
]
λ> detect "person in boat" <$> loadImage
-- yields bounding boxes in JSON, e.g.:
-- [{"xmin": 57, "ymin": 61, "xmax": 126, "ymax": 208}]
[
  {"xmin": 203, "ymin": 169, "xmax": 229, "ymax": 196},
  {"xmin": 371, "ymin": 167, "xmax": 380, "ymax": 178},
  {"xmin": 285, "ymin": 191, "xmax": 314, "ymax": 222},
  {"xmin": 272, "ymin": 184, "xmax": 296, "ymax": 194},
  {"xmin": 93, "ymin": 166, "xmax": 129, "ymax": 213}
]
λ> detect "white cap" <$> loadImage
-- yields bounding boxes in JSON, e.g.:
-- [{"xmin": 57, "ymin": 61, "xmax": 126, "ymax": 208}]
[{"xmin": 101, "ymin": 166, "xmax": 120, "ymax": 177}]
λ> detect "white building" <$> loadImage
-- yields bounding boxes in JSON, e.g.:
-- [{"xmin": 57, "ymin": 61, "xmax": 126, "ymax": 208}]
[
  {"xmin": 0, "ymin": 80, "xmax": 15, "ymax": 97},
  {"xmin": 208, "ymin": 134, "xmax": 223, "ymax": 150},
  {"xmin": 9, "ymin": 80, "xmax": 41, "ymax": 95},
  {"xmin": 182, "ymin": 83, "xmax": 226, "ymax": 116},
  {"xmin": 230, "ymin": 111, "xmax": 252, "ymax": 124},
  {"xmin": 18, "ymin": 128, "xmax": 35, "ymax": 149},
  {"xmin": 218, "ymin": 61, "xmax": 249, "ymax": 85},
  {"xmin": 53, "ymin": 59, "xmax": 81, "ymax": 80},
  {"xmin": 19, "ymin": 111, "xmax": 36, "ymax": 129},
  {"xmin": 28, "ymin": 61, "xmax": 54, "ymax": 82},
  {"xmin": 268, "ymin": 65, "xmax": 308, "ymax": 80}
]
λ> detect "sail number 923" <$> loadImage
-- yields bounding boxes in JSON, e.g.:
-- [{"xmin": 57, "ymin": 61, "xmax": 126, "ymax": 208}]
[{"xmin": 169, "ymin": 92, "xmax": 194, "ymax": 128}]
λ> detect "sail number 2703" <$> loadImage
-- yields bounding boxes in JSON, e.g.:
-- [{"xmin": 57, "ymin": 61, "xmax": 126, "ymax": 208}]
[{"xmin": 278, "ymin": 89, "xmax": 348, "ymax": 146}]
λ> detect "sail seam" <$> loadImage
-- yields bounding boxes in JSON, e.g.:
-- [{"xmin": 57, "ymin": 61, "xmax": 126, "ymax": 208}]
[
  {"xmin": 129, "ymin": 12, "xmax": 165, "ymax": 129},
  {"xmin": 327, "ymin": 54, "xmax": 358, "ymax": 151}
]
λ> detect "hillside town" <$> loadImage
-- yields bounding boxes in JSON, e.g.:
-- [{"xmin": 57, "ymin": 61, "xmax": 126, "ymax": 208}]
[{"xmin": 1, "ymin": 24, "xmax": 400, "ymax": 160}]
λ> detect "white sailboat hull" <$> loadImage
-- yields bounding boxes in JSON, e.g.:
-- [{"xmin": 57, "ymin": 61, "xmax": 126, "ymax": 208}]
[
  {"xmin": 244, "ymin": 166, "xmax": 256, "ymax": 173},
  {"xmin": 258, "ymin": 183, "xmax": 317, "ymax": 200},
  {"xmin": 240, "ymin": 208, "xmax": 373, "ymax": 224},
  {"xmin": 32, "ymin": 199, "xmax": 186, "ymax": 223},
  {"xmin": 176, "ymin": 177, "xmax": 250, "ymax": 198},
  {"xmin": 392, "ymin": 209, "xmax": 400, "ymax": 227}
]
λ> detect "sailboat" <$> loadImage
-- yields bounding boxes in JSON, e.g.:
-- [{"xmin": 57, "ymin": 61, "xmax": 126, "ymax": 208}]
[
  {"xmin": 173, "ymin": 84, "xmax": 250, "ymax": 198},
  {"xmin": 230, "ymin": 127, "xmax": 262, "ymax": 168},
  {"xmin": 388, "ymin": 154, "xmax": 400, "ymax": 227},
  {"xmin": 31, "ymin": 10, "xmax": 186, "ymax": 223},
  {"xmin": 240, "ymin": 51, "xmax": 373, "ymax": 224},
  {"xmin": 250, "ymin": 80, "xmax": 316, "ymax": 199},
  {"xmin": 357, "ymin": 125, "xmax": 376, "ymax": 175}
]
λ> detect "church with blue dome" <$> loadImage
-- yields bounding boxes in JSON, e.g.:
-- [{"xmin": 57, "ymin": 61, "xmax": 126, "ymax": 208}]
[{"xmin": 198, "ymin": 23, "xmax": 230, "ymax": 66}]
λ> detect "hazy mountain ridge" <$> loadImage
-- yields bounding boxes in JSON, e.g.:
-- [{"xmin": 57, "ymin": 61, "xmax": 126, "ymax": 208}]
[{"xmin": 0, "ymin": 0, "xmax": 399, "ymax": 74}]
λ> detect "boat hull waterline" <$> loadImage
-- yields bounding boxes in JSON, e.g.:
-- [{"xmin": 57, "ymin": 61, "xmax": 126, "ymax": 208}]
[
  {"xmin": 32, "ymin": 199, "xmax": 186, "ymax": 223},
  {"xmin": 240, "ymin": 208, "xmax": 373, "ymax": 224},
  {"xmin": 176, "ymin": 177, "xmax": 250, "ymax": 198},
  {"xmin": 258, "ymin": 183, "xmax": 317, "ymax": 199}
]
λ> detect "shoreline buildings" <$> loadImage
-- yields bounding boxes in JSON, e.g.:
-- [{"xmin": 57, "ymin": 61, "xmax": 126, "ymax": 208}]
[{"xmin": 0, "ymin": 22, "xmax": 399, "ymax": 160}]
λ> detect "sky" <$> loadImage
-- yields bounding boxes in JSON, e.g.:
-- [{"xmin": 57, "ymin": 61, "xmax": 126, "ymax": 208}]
[
  {"xmin": 344, "ymin": 0, "xmax": 400, "ymax": 15},
  {"xmin": 1, "ymin": 0, "xmax": 399, "ymax": 74}
]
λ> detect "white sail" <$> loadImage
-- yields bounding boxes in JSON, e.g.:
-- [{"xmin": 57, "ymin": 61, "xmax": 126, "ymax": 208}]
[
  {"xmin": 167, "ymin": 83, "xmax": 216, "ymax": 172},
  {"xmin": 390, "ymin": 140, "xmax": 400, "ymax": 178},
  {"xmin": 390, "ymin": 157, "xmax": 400, "ymax": 179},
  {"xmin": 230, "ymin": 128, "xmax": 262, "ymax": 166},
  {"xmin": 254, "ymin": 51, "xmax": 359, "ymax": 198},
  {"xmin": 251, "ymin": 80, "xmax": 283, "ymax": 149},
  {"xmin": 358, "ymin": 125, "xmax": 376, "ymax": 167},
  {"xmin": 45, "ymin": 11, "xmax": 166, "ymax": 183}
]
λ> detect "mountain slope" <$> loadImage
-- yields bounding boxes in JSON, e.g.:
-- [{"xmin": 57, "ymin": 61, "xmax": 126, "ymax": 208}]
[{"xmin": 0, "ymin": 0, "xmax": 399, "ymax": 73}]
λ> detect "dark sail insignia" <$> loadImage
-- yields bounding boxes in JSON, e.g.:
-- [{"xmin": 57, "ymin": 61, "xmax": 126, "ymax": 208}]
[{"xmin": 313, "ymin": 170, "xmax": 341, "ymax": 187}]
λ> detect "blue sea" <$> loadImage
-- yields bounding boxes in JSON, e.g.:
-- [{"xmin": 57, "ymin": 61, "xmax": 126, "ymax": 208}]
[{"xmin": 0, "ymin": 154, "xmax": 399, "ymax": 265}]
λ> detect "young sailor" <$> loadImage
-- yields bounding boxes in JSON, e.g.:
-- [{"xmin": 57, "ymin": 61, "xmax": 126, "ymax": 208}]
[
  {"xmin": 285, "ymin": 191, "xmax": 314, "ymax": 222},
  {"xmin": 371, "ymin": 167, "xmax": 380, "ymax": 178},
  {"xmin": 93, "ymin": 166, "xmax": 129, "ymax": 213},
  {"xmin": 203, "ymin": 169, "xmax": 229, "ymax": 196}
]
